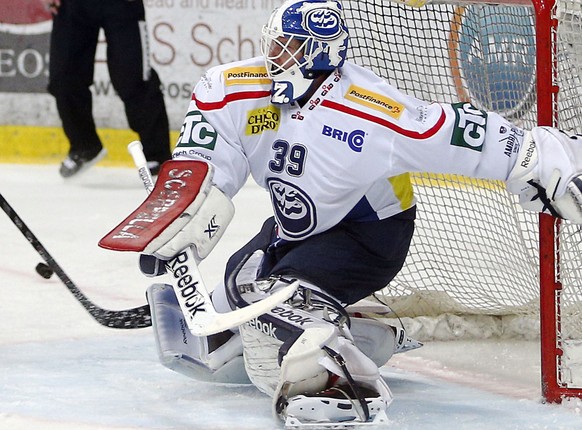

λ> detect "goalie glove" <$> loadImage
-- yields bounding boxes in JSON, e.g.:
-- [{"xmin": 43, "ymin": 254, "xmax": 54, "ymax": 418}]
[
  {"xmin": 506, "ymin": 127, "xmax": 582, "ymax": 224},
  {"xmin": 99, "ymin": 160, "xmax": 235, "ymax": 260}
]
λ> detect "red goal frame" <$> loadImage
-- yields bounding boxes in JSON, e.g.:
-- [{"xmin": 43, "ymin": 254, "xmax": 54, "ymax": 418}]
[{"xmin": 535, "ymin": 0, "xmax": 582, "ymax": 403}]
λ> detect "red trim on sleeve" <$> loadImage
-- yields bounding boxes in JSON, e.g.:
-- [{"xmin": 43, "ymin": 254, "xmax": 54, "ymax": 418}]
[
  {"xmin": 321, "ymin": 99, "xmax": 446, "ymax": 139},
  {"xmin": 193, "ymin": 90, "xmax": 272, "ymax": 110}
]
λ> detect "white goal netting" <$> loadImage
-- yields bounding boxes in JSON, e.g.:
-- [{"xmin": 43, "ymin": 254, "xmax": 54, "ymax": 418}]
[{"xmin": 343, "ymin": 0, "xmax": 582, "ymax": 342}]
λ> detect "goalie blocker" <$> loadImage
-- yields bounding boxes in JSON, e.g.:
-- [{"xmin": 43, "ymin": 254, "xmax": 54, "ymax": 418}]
[{"xmin": 99, "ymin": 159, "xmax": 234, "ymax": 261}]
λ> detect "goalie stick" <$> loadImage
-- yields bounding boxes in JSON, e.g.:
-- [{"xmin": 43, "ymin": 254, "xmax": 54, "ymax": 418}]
[
  {"xmin": 0, "ymin": 192, "xmax": 152, "ymax": 329},
  {"xmin": 127, "ymin": 141, "xmax": 298, "ymax": 336}
]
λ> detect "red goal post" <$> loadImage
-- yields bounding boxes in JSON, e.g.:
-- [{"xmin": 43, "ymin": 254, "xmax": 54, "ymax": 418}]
[
  {"xmin": 342, "ymin": 0, "xmax": 582, "ymax": 403},
  {"xmin": 534, "ymin": 0, "xmax": 582, "ymax": 403}
]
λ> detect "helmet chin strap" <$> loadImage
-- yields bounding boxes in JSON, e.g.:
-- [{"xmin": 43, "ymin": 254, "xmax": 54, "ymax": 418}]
[{"xmin": 295, "ymin": 71, "xmax": 330, "ymax": 106}]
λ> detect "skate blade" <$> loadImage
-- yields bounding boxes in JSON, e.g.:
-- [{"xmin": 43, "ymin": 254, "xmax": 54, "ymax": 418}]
[{"xmin": 285, "ymin": 410, "xmax": 388, "ymax": 429}]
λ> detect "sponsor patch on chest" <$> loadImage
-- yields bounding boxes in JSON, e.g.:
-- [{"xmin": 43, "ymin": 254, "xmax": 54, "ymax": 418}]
[
  {"xmin": 223, "ymin": 66, "xmax": 270, "ymax": 86},
  {"xmin": 344, "ymin": 84, "xmax": 404, "ymax": 119},
  {"xmin": 322, "ymin": 125, "xmax": 366, "ymax": 152},
  {"xmin": 246, "ymin": 105, "xmax": 280, "ymax": 135}
]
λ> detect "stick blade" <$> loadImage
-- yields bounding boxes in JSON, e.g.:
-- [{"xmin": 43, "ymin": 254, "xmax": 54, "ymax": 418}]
[{"xmin": 186, "ymin": 281, "xmax": 299, "ymax": 336}]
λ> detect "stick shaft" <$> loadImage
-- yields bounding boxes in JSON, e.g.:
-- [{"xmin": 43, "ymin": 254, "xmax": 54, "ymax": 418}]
[
  {"xmin": 128, "ymin": 141, "xmax": 155, "ymax": 193},
  {"xmin": 0, "ymin": 191, "xmax": 151, "ymax": 329}
]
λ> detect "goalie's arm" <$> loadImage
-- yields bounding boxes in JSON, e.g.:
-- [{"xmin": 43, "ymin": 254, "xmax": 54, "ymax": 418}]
[
  {"xmin": 506, "ymin": 126, "xmax": 582, "ymax": 223},
  {"xmin": 174, "ymin": 66, "xmax": 251, "ymax": 199}
]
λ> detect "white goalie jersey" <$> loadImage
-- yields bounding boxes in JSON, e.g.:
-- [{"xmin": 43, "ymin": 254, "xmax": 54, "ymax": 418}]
[{"xmin": 174, "ymin": 56, "xmax": 524, "ymax": 241}]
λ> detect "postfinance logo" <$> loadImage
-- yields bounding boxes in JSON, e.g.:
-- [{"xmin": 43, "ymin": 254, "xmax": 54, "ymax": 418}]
[
  {"xmin": 345, "ymin": 84, "xmax": 404, "ymax": 119},
  {"xmin": 224, "ymin": 66, "xmax": 270, "ymax": 86},
  {"xmin": 246, "ymin": 106, "xmax": 280, "ymax": 135}
]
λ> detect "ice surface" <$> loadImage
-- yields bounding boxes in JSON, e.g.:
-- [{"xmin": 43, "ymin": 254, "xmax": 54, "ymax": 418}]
[{"xmin": 1, "ymin": 164, "xmax": 581, "ymax": 429}]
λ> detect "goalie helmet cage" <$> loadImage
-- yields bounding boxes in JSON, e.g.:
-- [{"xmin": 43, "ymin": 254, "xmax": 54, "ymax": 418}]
[{"xmin": 342, "ymin": 0, "xmax": 582, "ymax": 403}]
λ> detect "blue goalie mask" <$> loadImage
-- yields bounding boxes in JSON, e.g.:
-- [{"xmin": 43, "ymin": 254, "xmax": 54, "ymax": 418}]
[{"xmin": 260, "ymin": 0, "xmax": 349, "ymax": 104}]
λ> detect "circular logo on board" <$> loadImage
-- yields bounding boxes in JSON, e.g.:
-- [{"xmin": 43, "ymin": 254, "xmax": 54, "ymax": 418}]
[{"xmin": 450, "ymin": 5, "xmax": 536, "ymax": 119}]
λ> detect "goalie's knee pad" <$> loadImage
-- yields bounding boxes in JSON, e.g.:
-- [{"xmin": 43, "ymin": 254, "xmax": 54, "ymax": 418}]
[
  {"xmin": 279, "ymin": 334, "xmax": 393, "ymax": 426},
  {"xmin": 146, "ymin": 283, "xmax": 250, "ymax": 384}
]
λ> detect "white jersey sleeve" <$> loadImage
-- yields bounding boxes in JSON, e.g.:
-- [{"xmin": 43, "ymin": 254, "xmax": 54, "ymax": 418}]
[
  {"xmin": 337, "ymin": 63, "xmax": 521, "ymax": 182},
  {"xmin": 173, "ymin": 62, "xmax": 255, "ymax": 198}
]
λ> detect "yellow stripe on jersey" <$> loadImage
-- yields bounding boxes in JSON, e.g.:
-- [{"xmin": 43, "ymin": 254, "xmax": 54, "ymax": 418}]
[
  {"xmin": 389, "ymin": 173, "xmax": 415, "ymax": 210},
  {"xmin": 345, "ymin": 84, "xmax": 405, "ymax": 120},
  {"xmin": 223, "ymin": 66, "xmax": 271, "ymax": 86}
]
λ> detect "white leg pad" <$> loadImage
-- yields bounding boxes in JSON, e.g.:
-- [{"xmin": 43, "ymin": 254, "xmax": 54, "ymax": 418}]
[
  {"xmin": 239, "ymin": 319, "xmax": 342, "ymax": 403},
  {"xmin": 147, "ymin": 283, "xmax": 250, "ymax": 384},
  {"xmin": 238, "ymin": 301, "xmax": 393, "ymax": 422},
  {"xmin": 276, "ymin": 324, "xmax": 338, "ymax": 398},
  {"xmin": 319, "ymin": 336, "xmax": 393, "ymax": 404},
  {"xmin": 239, "ymin": 321, "xmax": 286, "ymax": 395},
  {"xmin": 274, "ymin": 325, "xmax": 393, "ymax": 424}
]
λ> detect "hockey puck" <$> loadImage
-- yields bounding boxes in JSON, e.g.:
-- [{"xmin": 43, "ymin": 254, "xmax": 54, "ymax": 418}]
[{"xmin": 35, "ymin": 262, "xmax": 54, "ymax": 279}]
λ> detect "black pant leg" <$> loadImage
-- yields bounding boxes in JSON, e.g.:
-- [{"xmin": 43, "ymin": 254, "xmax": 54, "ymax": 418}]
[
  {"xmin": 102, "ymin": 0, "xmax": 171, "ymax": 163},
  {"xmin": 47, "ymin": 0, "xmax": 102, "ymax": 155},
  {"xmin": 224, "ymin": 217, "xmax": 278, "ymax": 284}
]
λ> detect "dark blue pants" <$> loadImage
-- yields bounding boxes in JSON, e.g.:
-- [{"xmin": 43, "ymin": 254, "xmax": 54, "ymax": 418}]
[{"xmin": 225, "ymin": 207, "xmax": 415, "ymax": 305}]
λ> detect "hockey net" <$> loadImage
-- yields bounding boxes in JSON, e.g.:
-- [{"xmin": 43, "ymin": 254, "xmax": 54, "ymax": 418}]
[{"xmin": 342, "ymin": 0, "xmax": 582, "ymax": 401}]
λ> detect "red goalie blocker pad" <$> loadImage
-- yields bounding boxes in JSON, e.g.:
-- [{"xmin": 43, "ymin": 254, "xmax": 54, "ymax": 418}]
[{"xmin": 99, "ymin": 160, "xmax": 210, "ymax": 252}]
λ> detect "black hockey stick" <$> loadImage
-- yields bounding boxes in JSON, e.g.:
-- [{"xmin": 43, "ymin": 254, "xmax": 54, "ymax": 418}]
[{"xmin": 0, "ymin": 192, "xmax": 151, "ymax": 329}]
